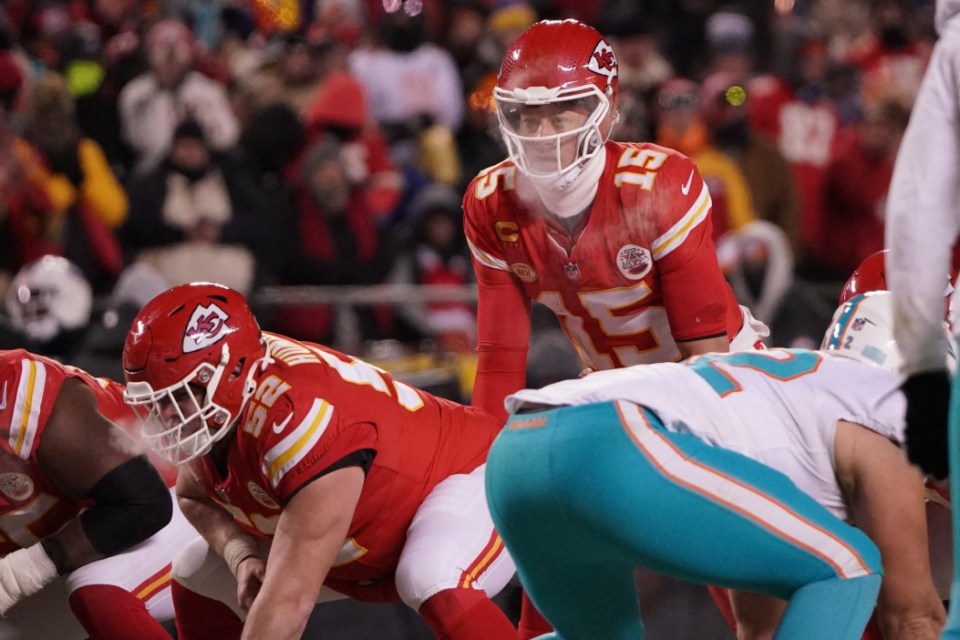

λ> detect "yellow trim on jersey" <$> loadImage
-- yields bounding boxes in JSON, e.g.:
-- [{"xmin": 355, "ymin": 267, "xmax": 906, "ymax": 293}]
[
  {"xmin": 650, "ymin": 183, "xmax": 712, "ymax": 261},
  {"xmin": 466, "ymin": 237, "xmax": 511, "ymax": 271},
  {"xmin": 135, "ymin": 570, "xmax": 172, "ymax": 601},
  {"xmin": 10, "ymin": 360, "xmax": 46, "ymax": 459},
  {"xmin": 262, "ymin": 399, "xmax": 334, "ymax": 488}
]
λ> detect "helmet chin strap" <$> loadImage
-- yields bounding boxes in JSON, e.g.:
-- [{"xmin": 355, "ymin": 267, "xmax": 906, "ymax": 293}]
[{"xmin": 526, "ymin": 147, "xmax": 606, "ymax": 219}]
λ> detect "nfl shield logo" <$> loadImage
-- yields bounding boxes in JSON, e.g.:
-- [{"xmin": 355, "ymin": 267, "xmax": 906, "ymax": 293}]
[{"xmin": 564, "ymin": 262, "xmax": 581, "ymax": 280}]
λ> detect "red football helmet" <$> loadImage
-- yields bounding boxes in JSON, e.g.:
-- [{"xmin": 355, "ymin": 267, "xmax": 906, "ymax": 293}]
[
  {"xmin": 123, "ymin": 283, "xmax": 267, "ymax": 465},
  {"xmin": 494, "ymin": 19, "xmax": 619, "ymax": 179},
  {"xmin": 839, "ymin": 250, "xmax": 888, "ymax": 304},
  {"xmin": 840, "ymin": 249, "xmax": 956, "ymax": 320}
]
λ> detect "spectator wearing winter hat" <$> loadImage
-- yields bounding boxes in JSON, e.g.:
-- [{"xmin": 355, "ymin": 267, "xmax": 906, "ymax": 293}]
[
  {"xmin": 118, "ymin": 19, "xmax": 239, "ymax": 171},
  {"xmin": 305, "ymin": 70, "xmax": 403, "ymax": 221},
  {"xmin": 654, "ymin": 76, "xmax": 757, "ymax": 241},
  {"xmin": 120, "ymin": 118, "xmax": 271, "ymax": 293},
  {"xmin": 388, "ymin": 182, "xmax": 476, "ymax": 353},
  {"xmin": 272, "ymin": 133, "xmax": 397, "ymax": 345},
  {"xmin": 700, "ymin": 71, "xmax": 800, "ymax": 257}
]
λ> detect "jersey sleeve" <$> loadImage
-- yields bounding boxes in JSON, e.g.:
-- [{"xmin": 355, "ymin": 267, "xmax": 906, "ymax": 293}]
[
  {"xmin": 462, "ymin": 168, "xmax": 514, "ymax": 276},
  {"xmin": 259, "ymin": 385, "xmax": 378, "ymax": 502},
  {"xmin": 472, "ymin": 260, "xmax": 531, "ymax": 422},
  {"xmin": 646, "ymin": 152, "xmax": 734, "ymax": 342},
  {"xmin": 887, "ymin": 31, "xmax": 960, "ymax": 375},
  {"xmin": 462, "ymin": 169, "xmax": 533, "ymax": 421}
]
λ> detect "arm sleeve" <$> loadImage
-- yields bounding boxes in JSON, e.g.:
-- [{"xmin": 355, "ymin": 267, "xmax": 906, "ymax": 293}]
[
  {"xmin": 886, "ymin": 25, "xmax": 960, "ymax": 375},
  {"xmin": 471, "ymin": 260, "xmax": 531, "ymax": 422}
]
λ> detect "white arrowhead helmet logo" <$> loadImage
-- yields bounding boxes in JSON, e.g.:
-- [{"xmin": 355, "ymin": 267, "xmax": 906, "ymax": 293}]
[
  {"xmin": 586, "ymin": 39, "xmax": 618, "ymax": 80},
  {"xmin": 183, "ymin": 303, "xmax": 233, "ymax": 353}
]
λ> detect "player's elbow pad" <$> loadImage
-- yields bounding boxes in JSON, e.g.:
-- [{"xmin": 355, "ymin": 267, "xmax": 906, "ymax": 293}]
[{"xmin": 80, "ymin": 455, "xmax": 172, "ymax": 556}]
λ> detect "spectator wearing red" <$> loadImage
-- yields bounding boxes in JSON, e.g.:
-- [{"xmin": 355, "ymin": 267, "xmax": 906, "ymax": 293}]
[
  {"xmin": 819, "ymin": 101, "xmax": 909, "ymax": 281},
  {"xmin": 305, "ymin": 70, "xmax": 403, "ymax": 221},
  {"xmin": 845, "ymin": 0, "xmax": 929, "ymax": 110},
  {"xmin": 274, "ymin": 134, "xmax": 397, "ymax": 344},
  {"xmin": 749, "ymin": 35, "xmax": 841, "ymax": 276}
]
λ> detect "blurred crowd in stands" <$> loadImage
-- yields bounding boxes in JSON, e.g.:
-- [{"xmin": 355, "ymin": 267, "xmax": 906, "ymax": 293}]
[{"xmin": 0, "ymin": 0, "xmax": 940, "ymax": 398}]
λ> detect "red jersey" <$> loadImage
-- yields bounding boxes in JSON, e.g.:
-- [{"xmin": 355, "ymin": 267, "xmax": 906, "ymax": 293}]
[
  {"xmin": 0, "ymin": 350, "xmax": 147, "ymax": 555},
  {"xmin": 748, "ymin": 75, "xmax": 839, "ymax": 256},
  {"xmin": 463, "ymin": 140, "xmax": 743, "ymax": 371},
  {"xmin": 192, "ymin": 333, "xmax": 500, "ymax": 601}
]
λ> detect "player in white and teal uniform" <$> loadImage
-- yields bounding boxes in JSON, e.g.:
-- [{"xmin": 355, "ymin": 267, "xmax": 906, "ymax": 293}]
[{"xmin": 485, "ymin": 292, "xmax": 945, "ymax": 639}]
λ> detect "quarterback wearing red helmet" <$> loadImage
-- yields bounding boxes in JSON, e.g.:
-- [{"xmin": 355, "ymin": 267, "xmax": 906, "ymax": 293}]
[
  {"xmin": 494, "ymin": 19, "xmax": 619, "ymax": 183},
  {"xmin": 464, "ymin": 19, "xmax": 769, "ymax": 638},
  {"xmin": 123, "ymin": 283, "xmax": 519, "ymax": 640}
]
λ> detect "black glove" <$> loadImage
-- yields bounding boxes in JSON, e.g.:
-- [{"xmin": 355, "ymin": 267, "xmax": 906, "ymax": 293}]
[{"xmin": 901, "ymin": 369, "xmax": 952, "ymax": 480}]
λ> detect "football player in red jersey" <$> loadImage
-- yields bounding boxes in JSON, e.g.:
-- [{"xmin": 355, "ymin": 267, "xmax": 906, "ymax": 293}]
[
  {"xmin": 122, "ymin": 283, "xmax": 518, "ymax": 640},
  {"xmin": 463, "ymin": 18, "xmax": 767, "ymax": 637},
  {"xmin": 0, "ymin": 349, "xmax": 199, "ymax": 639},
  {"xmin": 464, "ymin": 19, "xmax": 767, "ymax": 423}
]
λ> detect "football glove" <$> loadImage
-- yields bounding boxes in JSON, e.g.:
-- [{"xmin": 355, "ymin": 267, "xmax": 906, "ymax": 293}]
[{"xmin": 902, "ymin": 369, "xmax": 952, "ymax": 480}]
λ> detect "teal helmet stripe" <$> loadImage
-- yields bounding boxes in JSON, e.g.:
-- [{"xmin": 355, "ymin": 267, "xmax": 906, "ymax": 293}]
[{"xmin": 822, "ymin": 295, "xmax": 866, "ymax": 351}]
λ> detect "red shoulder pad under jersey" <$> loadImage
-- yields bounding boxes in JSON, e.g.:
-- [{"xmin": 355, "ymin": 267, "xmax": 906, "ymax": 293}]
[{"xmin": 463, "ymin": 159, "xmax": 520, "ymax": 276}]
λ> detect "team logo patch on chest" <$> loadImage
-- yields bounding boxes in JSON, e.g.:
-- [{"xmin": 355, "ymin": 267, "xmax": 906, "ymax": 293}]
[
  {"xmin": 616, "ymin": 245, "xmax": 652, "ymax": 280},
  {"xmin": 0, "ymin": 473, "xmax": 34, "ymax": 501},
  {"xmin": 248, "ymin": 482, "xmax": 280, "ymax": 509},
  {"xmin": 511, "ymin": 263, "xmax": 538, "ymax": 282}
]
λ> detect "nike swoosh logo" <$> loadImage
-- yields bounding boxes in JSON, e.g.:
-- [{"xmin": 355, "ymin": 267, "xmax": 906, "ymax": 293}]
[
  {"xmin": 680, "ymin": 170, "xmax": 694, "ymax": 196},
  {"xmin": 271, "ymin": 413, "xmax": 294, "ymax": 434}
]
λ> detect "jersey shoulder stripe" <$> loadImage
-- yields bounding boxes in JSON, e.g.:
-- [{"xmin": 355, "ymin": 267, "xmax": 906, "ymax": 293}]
[
  {"xmin": 9, "ymin": 359, "xmax": 47, "ymax": 459},
  {"xmin": 261, "ymin": 398, "xmax": 334, "ymax": 489},
  {"xmin": 651, "ymin": 182, "xmax": 712, "ymax": 260},
  {"xmin": 467, "ymin": 237, "xmax": 511, "ymax": 271}
]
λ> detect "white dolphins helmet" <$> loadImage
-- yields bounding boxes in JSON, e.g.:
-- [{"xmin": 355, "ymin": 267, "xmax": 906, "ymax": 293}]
[
  {"xmin": 5, "ymin": 256, "xmax": 93, "ymax": 343},
  {"xmin": 821, "ymin": 291, "xmax": 956, "ymax": 373}
]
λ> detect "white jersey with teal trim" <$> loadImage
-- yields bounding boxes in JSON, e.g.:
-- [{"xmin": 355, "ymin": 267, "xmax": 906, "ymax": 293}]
[{"xmin": 506, "ymin": 349, "xmax": 906, "ymax": 520}]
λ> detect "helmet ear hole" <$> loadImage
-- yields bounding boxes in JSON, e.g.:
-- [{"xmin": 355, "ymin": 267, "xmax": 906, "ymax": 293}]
[{"xmin": 229, "ymin": 358, "xmax": 246, "ymax": 381}]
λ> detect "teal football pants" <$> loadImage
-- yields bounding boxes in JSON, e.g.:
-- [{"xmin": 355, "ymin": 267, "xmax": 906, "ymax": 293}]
[{"xmin": 485, "ymin": 400, "xmax": 882, "ymax": 640}]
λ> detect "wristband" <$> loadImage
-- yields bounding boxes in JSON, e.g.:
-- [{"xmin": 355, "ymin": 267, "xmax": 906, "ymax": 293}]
[
  {"xmin": 222, "ymin": 536, "xmax": 259, "ymax": 579},
  {"xmin": 0, "ymin": 543, "xmax": 59, "ymax": 615}
]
